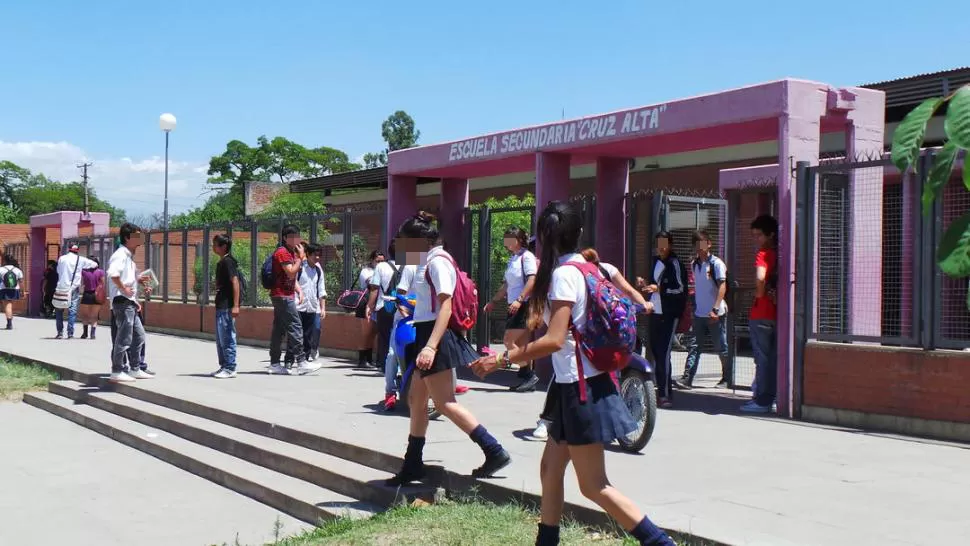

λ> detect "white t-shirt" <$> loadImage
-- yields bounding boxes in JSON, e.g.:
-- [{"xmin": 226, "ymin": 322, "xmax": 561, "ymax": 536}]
[
  {"xmin": 597, "ymin": 262, "xmax": 619, "ymax": 281},
  {"xmin": 357, "ymin": 266, "xmax": 374, "ymax": 291},
  {"xmin": 57, "ymin": 253, "xmax": 98, "ymax": 292},
  {"xmin": 412, "ymin": 247, "xmax": 457, "ymax": 324},
  {"xmin": 106, "ymin": 247, "xmax": 137, "ymax": 301},
  {"xmin": 692, "ymin": 255, "xmax": 728, "ymax": 317},
  {"xmin": 397, "ymin": 265, "xmax": 417, "ymax": 294},
  {"xmin": 297, "ymin": 262, "xmax": 327, "ymax": 314},
  {"xmin": 0, "ymin": 265, "xmax": 24, "ymax": 290},
  {"xmin": 504, "ymin": 250, "xmax": 538, "ymax": 303},
  {"xmin": 543, "ymin": 253, "xmax": 603, "ymax": 384},
  {"xmin": 650, "ymin": 260, "xmax": 665, "ymax": 315},
  {"xmin": 369, "ymin": 260, "xmax": 400, "ymax": 305}
]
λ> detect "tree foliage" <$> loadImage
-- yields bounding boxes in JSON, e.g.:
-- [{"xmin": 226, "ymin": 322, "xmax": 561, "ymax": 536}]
[
  {"xmin": 891, "ymin": 84, "xmax": 970, "ymax": 308},
  {"xmin": 470, "ymin": 193, "xmax": 536, "ymax": 302},
  {"xmin": 361, "ymin": 111, "xmax": 421, "ymax": 167},
  {"xmin": 206, "ymin": 136, "xmax": 360, "ymax": 191},
  {"xmin": 0, "ymin": 161, "xmax": 126, "ymax": 226}
]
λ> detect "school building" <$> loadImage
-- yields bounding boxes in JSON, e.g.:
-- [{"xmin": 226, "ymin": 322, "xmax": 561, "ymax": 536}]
[{"xmin": 291, "ymin": 68, "xmax": 970, "ymax": 439}]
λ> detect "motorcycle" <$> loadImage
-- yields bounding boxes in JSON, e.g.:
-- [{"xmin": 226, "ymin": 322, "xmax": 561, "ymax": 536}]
[
  {"xmin": 616, "ymin": 352, "xmax": 658, "ymax": 453},
  {"xmin": 389, "ymin": 294, "xmax": 443, "ymax": 421}
]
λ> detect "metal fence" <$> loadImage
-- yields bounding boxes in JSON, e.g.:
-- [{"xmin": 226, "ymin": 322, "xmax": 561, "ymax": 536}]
[
  {"xmin": 65, "ymin": 208, "xmax": 387, "ymax": 310},
  {"xmin": 796, "ymin": 152, "xmax": 969, "ymax": 351}
]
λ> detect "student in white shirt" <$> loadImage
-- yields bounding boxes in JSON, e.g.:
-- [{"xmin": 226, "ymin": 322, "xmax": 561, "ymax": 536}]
[
  {"xmin": 385, "ymin": 211, "xmax": 511, "ymax": 487},
  {"xmin": 296, "ymin": 243, "xmax": 327, "ymax": 369},
  {"xmin": 0, "ymin": 254, "xmax": 24, "ymax": 330},
  {"xmin": 483, "ymin": 227, "xmax": 539, "ymax": 393},
  {"xmin": 369, "ymin": 243, "xmax": 402, "ymax": 385},
  {"xmin": 470, "ymin": 201, "xmax": 674, "ymax": 546},
  {"xmin": 54, "ymin": 243, "xmax": 98, "ymax": 339},
  {"xmin": 676, "ymin": 230, "xmax": 732, "ymax": 390},
  {"xmin": 107, "ymin": 223, "xmax": 151, "ymax": 383},
  {"xmin": 354, "ymin": 250, "xmax": 384, "ymax": 369}
]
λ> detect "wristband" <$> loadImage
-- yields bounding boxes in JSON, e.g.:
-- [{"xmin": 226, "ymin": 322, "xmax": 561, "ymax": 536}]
[
  {"xmin": 422, "ymin": 346, "xmax": 437, "ymax": 353},
  {"xmin": 501, "ymin": 351, "xmax": 513, "ymax": 369}
]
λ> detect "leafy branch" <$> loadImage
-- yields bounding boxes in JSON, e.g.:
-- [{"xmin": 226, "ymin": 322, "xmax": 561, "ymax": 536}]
[{"xmin": 890, "ymin": 85, "xmax": 970, "ymax": 285}]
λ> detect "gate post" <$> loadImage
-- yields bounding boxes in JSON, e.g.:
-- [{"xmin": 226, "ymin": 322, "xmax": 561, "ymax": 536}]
[
  {"xmin": 475, "ymin": 207, "xmax": 492, "ymax": 352},
  {"xmin": 792, "ymin": 161, "xmax": 813, "ymax": 419},
  {"xmin": 725, "ymin": 191, "xmax": 740, "ymax": 389}
]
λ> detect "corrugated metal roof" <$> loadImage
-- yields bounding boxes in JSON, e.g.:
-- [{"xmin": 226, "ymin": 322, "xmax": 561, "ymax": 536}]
[
  {"xmin": 861, "ymin": 67, "xmax": 970, "ymax": 88},
  {"xmin": 290, "ymin": 167, "xmax": 388, "ymax": 193},
  {"xmin": 861, "ymin": 67, "xmax": 970, "ymax": 108}
]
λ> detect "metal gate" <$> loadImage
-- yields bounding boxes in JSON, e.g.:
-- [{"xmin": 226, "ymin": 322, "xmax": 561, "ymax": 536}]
[{"xmin": 465, "ymin": 205, "xmax": 537, "ymax": 351}]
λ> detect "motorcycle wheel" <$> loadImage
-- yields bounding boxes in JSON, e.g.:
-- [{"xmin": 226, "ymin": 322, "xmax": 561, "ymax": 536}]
[{"xmin": 617, "ymin": 369, "xmax": 657, "ymax": 453}]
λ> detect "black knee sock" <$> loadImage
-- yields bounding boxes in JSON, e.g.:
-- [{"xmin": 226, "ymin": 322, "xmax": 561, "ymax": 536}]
[
  {"xmin": 82, "ymin": 325, "xmax": 88, "ymax": 336},
  {"xmin": 404, "ymin": 435, "xmax": 425, "ymax": 465},
  {"xmin": 629, "ymin": 516, "xmax": 672, "ymax": 545},
  {"xmin": 536, "ymin": 523, "xmax": 560, "ymax": 545},
  {"xmin": 364, "ymin": 349, "xmax": 373, "ymax": 364},
  {"xmin": 469, "ymin": 424, "xmax": 503, "ymax": 457},
  {"xmin": 357, "ymin": 350, "xmax": 366, "ymax": 365},
  {"xmin": 517, "ymin": 365, "xmax": 534, "ymax": 379}
]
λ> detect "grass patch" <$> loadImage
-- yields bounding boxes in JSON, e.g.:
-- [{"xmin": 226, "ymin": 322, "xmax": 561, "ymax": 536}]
[
  {"xmin": 275, "ymin": 498, "xmax": 637, "ymax": 546},
  {"xmin": 0, "ymin": 359, "xmax": 57, "ymax": 400}
]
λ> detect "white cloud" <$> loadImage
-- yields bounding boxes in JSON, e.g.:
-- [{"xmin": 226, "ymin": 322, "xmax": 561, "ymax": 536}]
[{"xmin": 0, "ymin": 141, "xmax": 210, "ymax": 217}]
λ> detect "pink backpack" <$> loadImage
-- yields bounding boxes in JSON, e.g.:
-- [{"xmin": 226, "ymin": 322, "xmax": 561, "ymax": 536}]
[{"xmin": 426, "ymin": 253, "xmax": 479, "ymax": 332}]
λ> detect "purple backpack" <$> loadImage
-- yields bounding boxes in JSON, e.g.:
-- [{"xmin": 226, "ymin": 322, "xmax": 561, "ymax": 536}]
[{"xmin": 565, "ymin": 262, "xmax": 641, "ymax": 402}]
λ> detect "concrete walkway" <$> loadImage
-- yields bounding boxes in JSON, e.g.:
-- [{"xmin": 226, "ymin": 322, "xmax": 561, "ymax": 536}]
[
  {"xmin": 3, "ymin": 317, "xmax": 969, "ymax": 546},
  {"xmin": 0, "ymin": 401, "xmax": 306, "ymax": 546}
]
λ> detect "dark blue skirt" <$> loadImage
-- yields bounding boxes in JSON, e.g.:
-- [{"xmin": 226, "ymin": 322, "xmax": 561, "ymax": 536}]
[
  {"xmin": 409, "ymin": 321, "xmax": 478, "ymax": 378},
  {"xmin": 546, "ymin": 373, "xmax": 638, "ymax": 446}
]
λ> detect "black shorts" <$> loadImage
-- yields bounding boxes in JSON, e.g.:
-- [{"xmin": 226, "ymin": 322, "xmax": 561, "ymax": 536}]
[
  {"xmin": 0, "ymin": 289, "xmax": 20, "ymax": 301},
  {"xmin": 505, "ymin": 302, "xmax": 529, "ymax": 330},
  {"xmin": 80, "ymin": 291, "xmax": 99, "ymax": 305},
  {"xmin": 408, "ymin": 321, "xmax": 477, "ymax": 379},
  {"xmin": 544, "ymin": 374, "xmax": 637, "ymax": 446}
]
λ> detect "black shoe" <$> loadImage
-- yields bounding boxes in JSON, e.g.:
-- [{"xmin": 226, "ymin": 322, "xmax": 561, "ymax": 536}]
[
  {"xmin": 472, "ymin": 449, "xmax": 511, "ymax": 478},
  {"xmin": 672, "ymin": 378, "xmax": 692, "ymax": 390},
  {"xmin": 55, "ymin": 333, "xmax": 63, "ymax": 339},
  {"xmin": 716, "ymin": 379, "xmax": 731, "ymax": 389},
  {"xmin": 510, "ymin": 374, "xmax": 539, "ymax": 393},
  {"xmin": 384, "ymin": 462, "xmax": 426, "ymax": 487}
]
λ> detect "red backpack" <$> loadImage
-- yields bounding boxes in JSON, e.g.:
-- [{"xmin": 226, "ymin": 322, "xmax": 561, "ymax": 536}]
[{"xmin": 426, "ymin": 253, "xmax": 479, "ymax": 331}]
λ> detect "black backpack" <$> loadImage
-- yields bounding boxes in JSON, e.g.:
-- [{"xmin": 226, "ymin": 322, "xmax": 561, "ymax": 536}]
[{"xmin": 1, "ymin": 268, "xmax": 17, "ymax": 289}]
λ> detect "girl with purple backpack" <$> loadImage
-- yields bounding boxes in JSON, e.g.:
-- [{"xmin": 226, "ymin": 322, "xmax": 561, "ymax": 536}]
[
  {"xmin": 471, "ymin": 201, "xmax": 675, "ymax": 546},
  {"xmin": 385, "ymin": 211, "xmax": 511, "ymax": 487}
]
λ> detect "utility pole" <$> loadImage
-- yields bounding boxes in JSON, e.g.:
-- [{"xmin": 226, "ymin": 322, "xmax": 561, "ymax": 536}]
[{"xmin": 77, "ymin": 162, "xmax": 93, "ymax": 216}]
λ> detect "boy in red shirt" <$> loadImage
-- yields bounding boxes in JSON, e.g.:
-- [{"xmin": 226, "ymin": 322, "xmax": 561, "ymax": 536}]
[
  {"xmin": 742, "ymin": 215, "xmax": 778, "ymax": 413},
  {"xmin": 268, "ymin": 224, "xmax": 308, "ymax": 374}
]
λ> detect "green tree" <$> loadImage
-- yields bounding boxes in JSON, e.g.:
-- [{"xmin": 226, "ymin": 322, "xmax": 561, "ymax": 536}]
[
  {"xmin": 470, "ymin": 194, "xmax": 536, "ymax": 302},
  {"xmin": 206, "ymin": 136, "xmax": 359, "ymax": 192},
  {"xmin": 382, "ymin": 110, "xmax": 421, "ymax": 151},
  {"xmin": 254, "ymin": 188, "xmax": 329, "ymax": 219},
  {"xmin": 0, "ymin": 160, "xmax": 31, "ymax": 208},
  {"xmin": 0, "ymin": 203, "xmax": 20, "ymax": 224},
  {"xmin": 361, "ymin": 110, "xmax": 421, "ymax": 167},
  {"xmin": 10, "ymin": 174, "xmax": 127, "ymax": 226},
  {"xmin": 891, "ymin": 84, "xmax": 970, "ymax": 308},
  {"xmin": 169, "ymin": 190, "xmax": 244, "ymax": 228}
]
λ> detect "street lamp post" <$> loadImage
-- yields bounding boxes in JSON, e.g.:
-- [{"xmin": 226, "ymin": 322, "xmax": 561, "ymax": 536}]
[{"xmin": 159, "ymin": 113, "xmax": 177, "ymax": 230}]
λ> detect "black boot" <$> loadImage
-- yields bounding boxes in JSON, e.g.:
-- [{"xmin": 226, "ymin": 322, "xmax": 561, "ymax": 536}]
[
  {"xmin": 385, "ymin": 435, "xmax": 426, "ymax": 487},
  {"xmin": 80, "ymin": 325, "xmax": 88, "ymax": 339},
  {"xmin": 536, "ymin": 523, "xmax": 561, "ymax": 545}
]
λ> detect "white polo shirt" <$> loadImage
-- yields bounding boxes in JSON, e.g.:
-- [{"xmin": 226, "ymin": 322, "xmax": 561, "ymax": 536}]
[{"xmin": 106, "ymin": 246, "xmax": 137, "ymax": 301}]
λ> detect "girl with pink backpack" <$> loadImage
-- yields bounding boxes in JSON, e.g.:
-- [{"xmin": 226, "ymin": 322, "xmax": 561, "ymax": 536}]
[{"xmin": 471, "ymin": 201, "xmax": 675, "ymax": 546}]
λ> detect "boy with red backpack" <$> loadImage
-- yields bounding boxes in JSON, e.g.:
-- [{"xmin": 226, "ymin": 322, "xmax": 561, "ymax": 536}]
[{"xmin": 471, "ymin": 201, "xmax": 675, "ymax": 546}]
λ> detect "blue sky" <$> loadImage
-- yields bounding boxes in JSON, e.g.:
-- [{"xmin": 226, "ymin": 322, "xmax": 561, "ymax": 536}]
[{"xmin": 0, "ymin": 0, "xmax": 967, "ymax": 216}]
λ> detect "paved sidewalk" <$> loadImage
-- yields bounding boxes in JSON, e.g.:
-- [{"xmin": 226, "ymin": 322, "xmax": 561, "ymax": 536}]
[
  {"xmin": 3, "ymin": 317, "xmax": 969, "ymax": 546},
  {"xmin": 0, "ymin": 401, "xmax": 306, "ymax": 546}
]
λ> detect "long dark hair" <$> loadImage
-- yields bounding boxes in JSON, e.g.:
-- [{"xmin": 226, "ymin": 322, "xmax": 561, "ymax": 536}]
[
  {"xmin": 397, "ymin": 211, "xmax": 441, "ymax": 246},
  {"xmin": 528, "ymin": 201, "xmax": 582, "ymax": 330},
  {"xmin": 503, "ymin": 226, "xmax": 529, "ymax": 251},
  {"xmin": 2, "ymin": 253, "xmax": 18, "ymax": 269}
]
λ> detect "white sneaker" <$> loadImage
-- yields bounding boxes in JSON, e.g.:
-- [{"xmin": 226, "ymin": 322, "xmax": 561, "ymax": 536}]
[
  {"xmin": 267, "ymin": 364, "xmax": 289, "ymax": 375},
  {"xmin": 295, "ymin": 361, "xmax": 322, "ymax": 375},
  {"xmin": 109, "ymin": 372, "xmax": 136, "ymax": 383},
  {"xmin": 532, "ymin": 420, "xmax": 549, "ymax": 440},
  {"xmin": 210, "ymin": 368, "xmax": 224, "ymax": 377},
  {"xmin": 129, "ymin": 369, "xmax": 155, "ymax": 380},
  {"xmin": 213, "ymin": 369, "xmax": 237, "ymax": 379}
]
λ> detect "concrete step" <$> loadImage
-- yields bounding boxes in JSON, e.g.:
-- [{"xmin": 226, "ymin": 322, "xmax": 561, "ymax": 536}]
[
  {"xmin": 23, "ymin": 390, "xmax": 382, "ymax": 526},
  {"xmin": 98, "ymin": 379, "xmax": 408, "ymax": 475},
  {"xmin": 49, "ymin": 380, "xmax": 435, "ymax": 508}
]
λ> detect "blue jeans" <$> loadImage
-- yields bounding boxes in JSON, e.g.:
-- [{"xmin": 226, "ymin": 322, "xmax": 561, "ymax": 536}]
[
  {"xmin": 215, "ymin": 308, "xmax": 237, "ymax": 371},
  {"xmin": 55, "ymin": 289, "xmax": 81, "ymax": 337},
  {"xmin": 683, "ymin": 316, "xmax": 731, "ymax": 385},
  {"xmin": 384, "ymin": 317, "xmax": 404, "ymax": 395},
  {"xmin": 299, "ymin": 312, "xmax": 320, "ymax": 359},
  {"xmin": 749, "ymin": 319, "xmax": 777, "ymax": 406},
  {"xmin": 270, "ymin": 296, "xmax": 303, "ymax": 365},
  {"xmin": 111, "ymin": 298, "xmax": 146, "ymax": 374}
]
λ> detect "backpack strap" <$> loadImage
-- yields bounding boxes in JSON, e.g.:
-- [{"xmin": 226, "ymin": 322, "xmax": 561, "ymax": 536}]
[{"xmin": 426, "ymin": 253, "xmax": 458, "ymax": 312}]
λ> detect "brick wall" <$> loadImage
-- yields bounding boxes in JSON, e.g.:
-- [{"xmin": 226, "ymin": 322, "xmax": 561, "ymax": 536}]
[
  {"xmin": 245, "ymin": 182, "xmax": 287, "ymax": 216},
  {"xmin": 803, "ymin": 342, "xmax": 970, "ymax": 423}
]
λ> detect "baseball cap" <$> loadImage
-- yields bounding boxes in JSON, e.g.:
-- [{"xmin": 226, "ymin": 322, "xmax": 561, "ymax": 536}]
[{"xmin": 68, "ymin": 243, "xmax": 79, "ymax": 252}]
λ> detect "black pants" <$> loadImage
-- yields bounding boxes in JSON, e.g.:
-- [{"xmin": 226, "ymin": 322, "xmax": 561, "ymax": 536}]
[
  {"xmin": 649, "ymin": 314, "xmax": 679, "ymax": 400},
  {"xmin": 374, "ymin": 309, "xmax": 395, "ymax": 374},
  {"xmin": 111, "ymin": 309, "xmax": 146, "ymax": 368}
]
